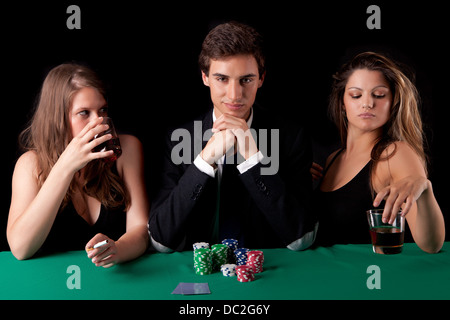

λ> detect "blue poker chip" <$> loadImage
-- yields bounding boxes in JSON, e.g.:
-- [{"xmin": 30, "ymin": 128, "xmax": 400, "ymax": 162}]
[
  {"xmin": 234, "ymin": 248, "xmax": 249, "ymax": 266},
  {"xmin": 222, "ymin": 239, "xmax": 239, "ymax": 263}
]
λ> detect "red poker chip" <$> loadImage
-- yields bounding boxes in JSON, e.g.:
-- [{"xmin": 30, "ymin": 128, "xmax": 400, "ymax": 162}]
[
  {"xmin": 247, "ymin": 250, "xmax": 264, "ymax": 273},
  {"xmin": 236, "ymin": 265, "xmax": 255, "ymax": 282}
]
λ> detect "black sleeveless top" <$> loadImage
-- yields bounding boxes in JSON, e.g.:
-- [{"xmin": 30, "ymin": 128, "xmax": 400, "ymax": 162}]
[
  {"xmin": 37, "ymin": 203, "xmax": 126, "ymax": 254},
  {"xmin": 36, "ymin": 167, "xmax": 127, "ymax": 255},
  {"xmin": 314, "ymin": 150, "xmax": 375, "ymax": 246}
]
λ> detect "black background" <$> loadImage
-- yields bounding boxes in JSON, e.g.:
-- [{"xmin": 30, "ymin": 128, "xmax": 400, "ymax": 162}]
[{"xmin": 1, "ymin": 1, "xmax": 448, "ymax": 251}]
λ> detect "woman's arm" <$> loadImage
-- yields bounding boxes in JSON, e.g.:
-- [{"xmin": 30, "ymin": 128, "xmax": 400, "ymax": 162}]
[
  {"xmin": 373, "ymin": 142, "xmax": 445, "ymax": 253},
  {"xmin": 86, "ymin": 135, "xmax": 150, "ymax": 267},
  {"xmin": 7, "ymin": 151, "xmax": 74, "ymax": 259},
  {"xmin": 7, "ymin": 118, "xmax": 113, "ymax": 260}
]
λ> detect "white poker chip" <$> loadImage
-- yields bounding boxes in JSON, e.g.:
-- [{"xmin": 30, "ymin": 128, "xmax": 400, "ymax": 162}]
[
  {"xmin": 220, "ymin": 264, "xmax": 237, "ymax": 277},
  {"xmin": 193, "ymin": 242, "xmax": 210, "ymax": 250}
]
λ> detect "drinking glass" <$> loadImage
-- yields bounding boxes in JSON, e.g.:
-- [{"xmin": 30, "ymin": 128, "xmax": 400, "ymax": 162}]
[
  {"xmin": 367, "ymin": 209, "xmax": 405, "ymax": 254},
  {"xmin": 93, "ymin": 117, "xmax": 122, "ymax": 162}
]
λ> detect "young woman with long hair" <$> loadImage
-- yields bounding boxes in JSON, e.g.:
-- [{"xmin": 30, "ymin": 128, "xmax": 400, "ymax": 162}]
[
  {"xmin": 7, "ymin": 63, "xmax": 149, "ymax": 265},
  {"xmin": 313, "ymin": 52, "xmax": 444, "ymax": 253}
]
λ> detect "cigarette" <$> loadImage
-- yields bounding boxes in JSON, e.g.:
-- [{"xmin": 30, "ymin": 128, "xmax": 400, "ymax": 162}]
[{"xmin": 87, "ymin": 239, "xmax": 109, "ymax": 251}]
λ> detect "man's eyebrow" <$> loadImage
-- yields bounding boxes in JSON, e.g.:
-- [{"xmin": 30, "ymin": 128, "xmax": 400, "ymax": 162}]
[
  {"xmin": 212, "ymin": 73, "xmax": 228, "ymax": 78},
  {"xmin": 240, "ymin": 73, "xmax": 257, "ymax": 78},
  {"xmin": 211, "ymin": 73, "xmax": 257, "ymax": 78}
]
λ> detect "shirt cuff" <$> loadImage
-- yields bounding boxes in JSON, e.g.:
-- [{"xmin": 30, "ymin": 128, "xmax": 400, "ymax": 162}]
[
  {"xmin": 194, "ymin": 154, "xmax": 217, "ymax": 178},
  {"xmin": 237, "ymin": 151, "xmax": 264, "ymax": 174},
  {"xmin": 286, "ymin": 222, "xmax": 319, "ymax": 251}
]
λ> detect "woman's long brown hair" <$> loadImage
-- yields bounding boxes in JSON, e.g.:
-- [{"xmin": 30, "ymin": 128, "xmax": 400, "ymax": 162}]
[
  {"xmin": 328, "ymin": 52, "xmax": 427, "ymax": 177},
  {"xmin": 19, "ymin": 63, "xmax": 129, "ymax": 210}
]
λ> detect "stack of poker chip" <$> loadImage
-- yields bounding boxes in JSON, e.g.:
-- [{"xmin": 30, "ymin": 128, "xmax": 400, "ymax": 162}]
[
  {"xmin": 211, "ymin": 244, "xmax": 228, "ymax": 270},
  {"xmin": 191, "ymin": 241, "xmax": 264, "ymax": 282},
  {"xmin": 247, "ymin": 250, "xmax": 264, "ymax": 273},
  {"xmin": 193, "ymin": 248, "xmax": 212, "ymax": 275},
  {"xmin": 220, "ymin": 264, "xmax": 237, "ymax": 277},
  {"xmin": 234, "ymin": 248, "xmax": 249, "ymax": 266},
  {"xmin": 236, "ymin": 265, "xmax": 255, "ymax": 282},
  {"xmin": 221, "ymin": 239, "xmax": 239, "ymax": 263}
]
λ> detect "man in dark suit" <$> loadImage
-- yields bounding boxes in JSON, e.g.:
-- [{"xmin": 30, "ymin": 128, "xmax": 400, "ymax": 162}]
[{"xmin": 148, "ymin": 21, "xmax": 316, "ymax": 252}]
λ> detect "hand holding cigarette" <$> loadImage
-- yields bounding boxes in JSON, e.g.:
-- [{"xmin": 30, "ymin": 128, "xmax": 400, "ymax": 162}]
[
  {"xmin": 86, "ymin": 239, "xmax": 108, "ymax": 251},
  {"xmin": 85, "ymin": 234, "xmax": 118, "ymax": 268}
]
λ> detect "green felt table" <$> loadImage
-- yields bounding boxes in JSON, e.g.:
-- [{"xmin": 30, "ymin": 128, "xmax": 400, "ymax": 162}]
[{"xmin": 1, "ymin": 242, "xmax": 449, "ymax": 300}]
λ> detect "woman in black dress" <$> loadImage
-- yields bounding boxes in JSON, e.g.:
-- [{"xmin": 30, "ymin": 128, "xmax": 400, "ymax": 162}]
[
  {"xmin": 7, "ymin": 64, "xmax": 149, "ymax": 266},
  {"xmin": 312, "ymin": 52, "xmax": 444, "ymax": 253}
]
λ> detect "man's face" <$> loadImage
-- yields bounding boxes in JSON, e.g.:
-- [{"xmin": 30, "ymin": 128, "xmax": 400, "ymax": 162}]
[{"xmin": 202, "ymin": 54, "xmax": 264, "ymax": 120}]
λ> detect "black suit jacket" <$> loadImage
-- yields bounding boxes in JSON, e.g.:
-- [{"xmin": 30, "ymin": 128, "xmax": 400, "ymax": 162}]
[{"xmin": 149, "ymin": 106, "xmax": 315, "ymax": 251}]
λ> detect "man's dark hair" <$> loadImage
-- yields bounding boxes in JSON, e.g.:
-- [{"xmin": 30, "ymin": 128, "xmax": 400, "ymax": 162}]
[{"xmin": 198, "ymin": 21, "xmax": 265, "ymax": 79}]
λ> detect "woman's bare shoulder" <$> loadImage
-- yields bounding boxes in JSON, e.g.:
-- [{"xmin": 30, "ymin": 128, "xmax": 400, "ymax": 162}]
[
  {"xmin": 324, "ymin": 148, "xmax": 342, "ymax": 168},
  {"xmin": 116, "ymin": 134, "xmax": 144, "ymax": 174},
  {"xmin": 14, "ymin": 151, "xmax": 39, "ymax": 173},
  {"xmin": 379, "ymin": 141, "xmax": 426, "ymax": 180}
]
